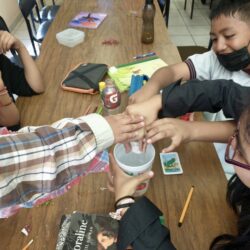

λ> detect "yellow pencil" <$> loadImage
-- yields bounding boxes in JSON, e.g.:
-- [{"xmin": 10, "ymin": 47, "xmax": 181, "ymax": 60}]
[
  {"xmin": 178, "ymin": 186, "xmax": 194, "ymax": 227},
  {"xmin": 22, "ymin": 239, "xmax": 34, "ymax": 250}
]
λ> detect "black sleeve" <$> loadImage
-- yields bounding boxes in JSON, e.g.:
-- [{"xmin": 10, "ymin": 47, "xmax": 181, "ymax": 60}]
[
  {"xmin": 159, "ymin": 79, "xmax": 250, "ymax": 121},
  {"xmin": 0, "ymin": 54, "xmax": 37, "ymax": 97},
  {"xmin": 117, "ymin": 197, "xmax": 176, "ymax": 250}
]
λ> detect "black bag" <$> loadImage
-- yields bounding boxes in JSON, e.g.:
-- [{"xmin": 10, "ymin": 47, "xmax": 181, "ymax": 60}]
[{"xmin": 61, "ymin": 63, "xmax": 108, "ymax": 94}]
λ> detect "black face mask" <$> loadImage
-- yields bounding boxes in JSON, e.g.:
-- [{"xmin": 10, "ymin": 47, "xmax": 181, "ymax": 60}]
[{"xmin": 216, "ymin": 44, "xmax": 250, "ymax": 71}]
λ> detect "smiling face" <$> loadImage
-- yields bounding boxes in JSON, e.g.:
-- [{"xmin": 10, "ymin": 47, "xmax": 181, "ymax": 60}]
[{"xmin": 210, "ymin": 14, "xmax": 250, "ymax": 68}]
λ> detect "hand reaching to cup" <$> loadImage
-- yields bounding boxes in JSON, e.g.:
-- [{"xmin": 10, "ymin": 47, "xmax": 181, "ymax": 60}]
[
  {"xmin": 107, "ymin": 153, "xmax": 154, "ymax": 201},
  {"xmin": 124, "ymin": 94, "xmax": 162, "ymax": 152},
  {"xmin": 105, "ymin": 113, "xmax": 145, "ymax": 144}
]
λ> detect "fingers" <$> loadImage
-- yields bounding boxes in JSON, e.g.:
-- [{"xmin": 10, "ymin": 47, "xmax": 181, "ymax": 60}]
[
  {"xmin": 0, "ymin": 31, "xmax": 14, "ymax": 53},
  {"xmin": 134, "ymin": 170, "xmax": 154, "ymax": 185},
  {"xmin": 124, "ymin": 142, "xmax": 132, "ymax": 153},
  {"xmin": 139, "ymin": 139, "xmax": 147, "ymax": 153},
  {"xmin": 116, "ymin": 114, "xmax": 145, "ymax": 132},
  {"xmin": 146, "ymin": 125, "xmax": 167, "ymax": 144},
  {"xmin": 161, "ymin": 143, "xmax": 178, "ymax": 153}
]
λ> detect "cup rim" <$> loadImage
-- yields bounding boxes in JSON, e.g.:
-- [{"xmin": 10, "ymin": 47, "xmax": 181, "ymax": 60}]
[{"xmin": 113, "ymin": 143, "xmax": 155, "ymax": 172}]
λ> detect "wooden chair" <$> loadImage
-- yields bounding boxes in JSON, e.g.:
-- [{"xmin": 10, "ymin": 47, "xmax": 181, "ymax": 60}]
[
  {"xmin": 0, "ymin": 16, "xmax": 23, "ymax": 66},
  {"xmin": 18, "ymin": 0, "xmax": 52, "ymax": 56}
]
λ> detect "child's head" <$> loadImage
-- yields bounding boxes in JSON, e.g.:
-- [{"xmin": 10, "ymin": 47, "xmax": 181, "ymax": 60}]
[
  {"xmin": 226, "ymin": 105, "xmax": 250, "ymax": 188},
  {"xmin": 209, "ymin": 0, "xmax": 250, "ymax": 71},
  {"xmin": 210, "ymin": 0, "xmax": 250, "ymax": 23}
]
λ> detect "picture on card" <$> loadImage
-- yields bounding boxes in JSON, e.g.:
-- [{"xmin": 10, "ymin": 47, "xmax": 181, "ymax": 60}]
[{"xmin": 160, "ymin": 152, "xmax": 183, "ymax": 175}]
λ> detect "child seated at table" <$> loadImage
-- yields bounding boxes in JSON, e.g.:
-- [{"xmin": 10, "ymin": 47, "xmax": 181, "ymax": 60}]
[{"xmin": 0, "ymin": 31, "xmax": 44, "ymax": 130}]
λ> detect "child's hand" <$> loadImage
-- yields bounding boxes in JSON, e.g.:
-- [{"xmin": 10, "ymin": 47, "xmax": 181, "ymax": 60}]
[
  {"xmin": 107, "ymin": 153, "xmax": 154, "ymax": 201},
  {"xmin": 126, "ymin": 94, "xmax": 162, "ymax": 125},
  {"xmin": 0, "ymin": 31, "xmax": 23, "ymax": 54},
  {"xmin": 105, "ymin": 113, "xmax": 145, "ymax": 143},
  {"xmin": 146, "ymin": 118, "xmax": 191, "ymax": 153},
  {"xmin": 129, "ymin": 83, "xmax": 159, "ymax": 104}
]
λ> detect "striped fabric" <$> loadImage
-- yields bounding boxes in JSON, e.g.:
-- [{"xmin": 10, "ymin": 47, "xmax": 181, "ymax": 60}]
[
  {"xmin": 185, "ymin": 59, "xmax": 196, "ymax": 79},
  {"xmin": 0, "ymin": 116, "xmax": 111, "ymax": 218}
]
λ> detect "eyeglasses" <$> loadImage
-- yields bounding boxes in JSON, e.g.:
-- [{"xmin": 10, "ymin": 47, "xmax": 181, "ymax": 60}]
[{"xmin": 225, "ymin": 130, "xmax": 250, "ymax": 171}]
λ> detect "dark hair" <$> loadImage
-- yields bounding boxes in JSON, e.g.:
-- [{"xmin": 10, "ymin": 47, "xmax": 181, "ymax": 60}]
[
  {"xmin": 210, "ymin": 174, "xmax": 250, "ymax": 249},
  {"xmin": 210, "ymin": 0, "xmax": 250, "ymax": 23}
]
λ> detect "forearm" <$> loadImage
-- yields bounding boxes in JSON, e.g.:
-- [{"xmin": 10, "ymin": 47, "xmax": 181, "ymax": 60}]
[
  {"xmin": 186, "ymin": 120, "xmax": 236, "ymax": 143},
  {"xmin": 0, "ymin": 103, "xmax": 19, "ymax": 126},
  {"xmin": 130, "ymin": 62, "xmax": 190, "ymax": 103},
  {"xmin": 17, "ymin": 45, "xmax": 44, "ymax": 93},
  {"xmin": 160, "ymin": 79, "xmax": 250, "ymax": 120},
  {"xmin": 149, "ymin": 62, "xmax": 190, "ymax": 90},
  {"xmin": 0, "ymin": 115, "xmax": 113, "ymax": 210},
  {"xmin": 0, "ymin": 86, "xmax": 19, "ymax": 126}
]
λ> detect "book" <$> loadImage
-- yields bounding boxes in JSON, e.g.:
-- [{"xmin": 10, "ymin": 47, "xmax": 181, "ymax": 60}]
[
  {"xmin": 108, "ymin": 56, "xmax": 168, "ymax": 92},
  {"xmin": 56, "ymin": 212, "xmax": 119, "ymax": 250},
  {"xmin": 69, "ymin": 12, "xmax": 107, "ymax": 29}
]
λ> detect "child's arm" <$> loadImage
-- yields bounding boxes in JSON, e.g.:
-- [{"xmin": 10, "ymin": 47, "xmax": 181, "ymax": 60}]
[
  {"xmin": 0, "ymin": 31, "xmax": 44, "ymax": 93},
  {"xmin": 146, "ymin": 119, "xmax": 236, "ymax": 153},
  {"xmin": 107, "ymin": 154, "xmax": 176, "ymax": 250},
  {"xmin": 0, "ymin": 72, "xmax": 19, "ymax": 126},
  {"xmin": 129, "ymin": 62, "xmax": 190, "ymax": 104}
]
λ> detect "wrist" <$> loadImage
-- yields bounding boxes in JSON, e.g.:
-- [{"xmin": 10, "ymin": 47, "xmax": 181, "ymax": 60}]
[
  {"xmin": 110, "ymin": 196, "xmax": 135, "ymax": 221},
  {"xmin": 15, "ymin": 42, "xmax": 26, "ymax": 53},
  {"xmin": 114, "ymin": 195, "xmax": 135, "ymax": 209},
  {"xmin": 185, "ymin": 121, "xmax": 195, "ymax": 142}
]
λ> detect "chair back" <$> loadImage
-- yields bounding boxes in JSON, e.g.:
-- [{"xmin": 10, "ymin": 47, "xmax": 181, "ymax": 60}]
[{"xmin": 18, "ymin": 0, "xmax": 38, "ymax": 18}]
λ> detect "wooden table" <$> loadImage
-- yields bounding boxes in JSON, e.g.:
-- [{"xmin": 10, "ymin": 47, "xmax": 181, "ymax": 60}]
[{"xmin": 1, "ymin": 0, "xmax": 236, "ymax": 249}]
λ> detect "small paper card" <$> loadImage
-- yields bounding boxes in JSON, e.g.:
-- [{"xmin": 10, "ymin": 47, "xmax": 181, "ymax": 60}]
[{"xmin": 160, "ymin": 152, "xmax": 183, "ymax": 175}]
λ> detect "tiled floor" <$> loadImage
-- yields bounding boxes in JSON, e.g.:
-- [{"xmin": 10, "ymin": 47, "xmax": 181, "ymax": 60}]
[
  {"xmin": 12, "ymin": 0, "xmax": 212, "ymax": 56},
  {"xmin": 168, "ymin": 0, "xmax": 211, "ymax": 47},
  {"xmin": 11, "ymin": 0, "xmax": 63, "ymax": 56}
]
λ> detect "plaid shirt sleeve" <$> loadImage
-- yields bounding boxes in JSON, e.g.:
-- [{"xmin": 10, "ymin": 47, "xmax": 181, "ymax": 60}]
[{"xmin": 0, "ymin": 114, "xmax": 114, "ymax": 218}]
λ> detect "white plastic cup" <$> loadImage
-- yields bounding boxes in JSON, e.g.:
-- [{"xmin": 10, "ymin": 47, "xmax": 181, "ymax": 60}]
[{"xmin": 113, "ymin": 143, "xmax": 155, "ymax": 196}]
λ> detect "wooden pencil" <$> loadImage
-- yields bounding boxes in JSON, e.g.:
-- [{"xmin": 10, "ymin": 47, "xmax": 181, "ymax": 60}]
[
  {"xmin": 22, "ymin": 239, "xmax": 34, "ymax": 250},
  {"xmin": 178, "ymin": 186, "xmax": 194, "ymax": 227}
]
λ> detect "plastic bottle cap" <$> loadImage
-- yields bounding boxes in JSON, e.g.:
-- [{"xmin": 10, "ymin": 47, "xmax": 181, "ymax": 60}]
[
  {"xmin": 99, "ymin": 81, "xmax": 106, "ymax": 92},
  {"xmin": 105, "ymin": 78, "xmax": 114, "ymax": 86}
]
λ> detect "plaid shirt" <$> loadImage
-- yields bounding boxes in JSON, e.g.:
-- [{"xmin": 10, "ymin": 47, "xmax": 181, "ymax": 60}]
[{"xmin": 0, "ymin": 114, "xmax": 114, "ymax": 218}]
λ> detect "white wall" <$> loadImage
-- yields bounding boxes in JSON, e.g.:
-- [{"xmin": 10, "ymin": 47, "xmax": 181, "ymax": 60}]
[{"xmin": 0, "ymin": 0, "xmax": 22, "ymax": 30}]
